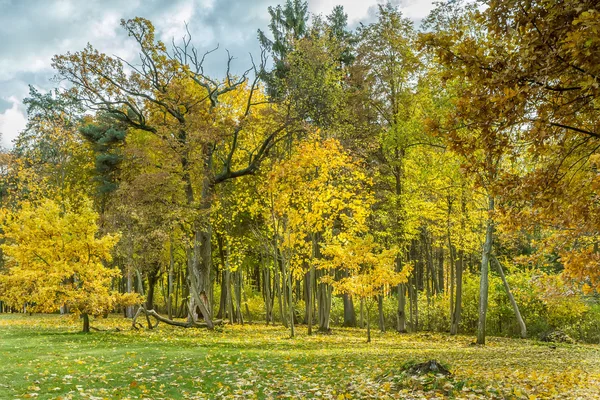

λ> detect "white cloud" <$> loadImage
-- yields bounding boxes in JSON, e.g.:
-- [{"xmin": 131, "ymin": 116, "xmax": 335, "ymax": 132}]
[
  {"xmin": 310, "ymin": 0, "xmax": 436, "ymax": 24},
  {"xmin": 398, "ymin": 0, "xmax": 437, "ymax": 20},
  {"xmin": 0, "ymin": 97, "xmax": 27, "ymax": 148},
  {"xmin": 156, "ymin": 1, "xmax": 198, "ymax": 43},
  {"xmin": 0, "ymin": 0, "xmax": 438, "ymax": 148}
]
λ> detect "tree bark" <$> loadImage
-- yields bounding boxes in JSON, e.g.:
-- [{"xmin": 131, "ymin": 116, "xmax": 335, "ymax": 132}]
[
  {"xmin": 167, "ymin": 237, "xmax": 174, "ymax": 320},
  {"xmin": 82, "ymin": 313, "xmax": 90, "ymax": 333},
  {"xmin": 126, "ymin": 270, "xmax": 134, "ymax": 318},
  {"xmin": 359, "ymin": 298, "xmax": 364, "ymax": 328},
  {"xmin": 146, "ymin": 269, "xmax": 158, "ymax": 311},
  {"xmin": 216, "ymin": 234, "xmax": 228, "ymax": 320},
  {"xmin": 397, "ymin": 283, "xmax": 407, "ymax": 332},
  {"xmin": 234, "ymin": 268, "xmax": 244, "ymax": 325},
  {"xmin": 317, "ymin": 272, "xmax": 332, "ymax": 332},
  {"xmin": 307, "ymin": 267, "xmax": 314, "ymax": 334},
  {"xmin": 133, "ymin": 306, "xmax": 222, "ymax": 329},
  {"xmin": 450, "ymin": 250, "xmax": 464, "ymax": 335},
  {"xmin": 492, "ymin": 256, "xmax": 527, "ymax": 338},
  {"xmin": 343, "ymin": 293, "xmax": 356, "ymax": 327},
  {"xmin": 287, "ymin": 261, "xmax": 295, "ymax": 338},
  {"xmin": 378, "ymin": 295, "xmax": 385, "ymax": 332},
  {"xmin": 477, "ymin": 196, "xmax": 494, "ymax": 345},
  {"xmin": 366, "ymin": 303, "xmax": 371, "ymax": 343}
]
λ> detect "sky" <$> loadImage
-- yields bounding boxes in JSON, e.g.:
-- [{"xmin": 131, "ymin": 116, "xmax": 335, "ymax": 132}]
[{"xmin": 0, "ymin": 0, "xmax": 438, "ymax": 148}]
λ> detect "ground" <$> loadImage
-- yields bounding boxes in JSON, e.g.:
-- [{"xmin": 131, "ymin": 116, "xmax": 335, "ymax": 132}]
[{"xmin": 0, "ymin": 314, "xmax": 599, "ymax": 399}]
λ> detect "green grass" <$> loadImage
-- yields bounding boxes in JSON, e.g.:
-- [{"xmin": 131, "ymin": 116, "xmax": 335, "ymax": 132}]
[{"xmin": 1, "ymin": 314, "xmax": 599, "ymax": 399}]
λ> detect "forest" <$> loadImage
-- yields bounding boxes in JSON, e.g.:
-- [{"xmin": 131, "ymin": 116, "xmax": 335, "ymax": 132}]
[{"xmin": 0, "ymin": 0, "xmax": 599, "ymax": 398}]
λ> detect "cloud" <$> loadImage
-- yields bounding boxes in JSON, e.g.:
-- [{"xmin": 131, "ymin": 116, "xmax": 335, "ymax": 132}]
[
  {"xmin": 0, "ymin": 0, "xmax": 436, "ymax": 147},
  {"xmin": 0, "ymin": 97, "xmax": 27, "ymax": 148}
]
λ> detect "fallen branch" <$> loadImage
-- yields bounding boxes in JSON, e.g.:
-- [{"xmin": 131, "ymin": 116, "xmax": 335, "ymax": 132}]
[
  {"xmin": 131, "ymin": 305, "xmax": 223, "ymax": 329},
  {"xmin": 90, "ymin": 326, "xmax": 121, "ymax": 332}
]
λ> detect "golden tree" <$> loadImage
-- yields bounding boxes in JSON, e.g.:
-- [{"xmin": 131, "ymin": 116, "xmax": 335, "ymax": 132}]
[{"xmin": 0, "ymin": 198, "xmax": 127, "ymax": 332}]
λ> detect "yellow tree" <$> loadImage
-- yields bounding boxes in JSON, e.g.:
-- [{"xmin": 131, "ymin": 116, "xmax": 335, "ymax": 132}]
[
  {"xmin": 263, "ymin": 134, "xmax": 374, "ymax": 335},
  {"xmin": 0, "ymin": 198, "xmax": 128, "ymax": 332},
  {"xmin": 322, "ymin": 235, "xmax": 410, "ymax": 342}
]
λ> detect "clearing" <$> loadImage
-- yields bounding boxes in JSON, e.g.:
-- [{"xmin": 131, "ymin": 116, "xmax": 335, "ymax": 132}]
[{"xmin": 0, "ymin": 314, "xmax": 599, "ymax": 399}]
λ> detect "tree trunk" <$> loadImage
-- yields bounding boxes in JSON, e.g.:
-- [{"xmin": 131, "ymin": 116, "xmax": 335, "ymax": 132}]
[
  {"xmin": 234, "ymin": 268, "xmax": 244, "ymax": 325},
  {"xmin": 146, "ymin": 270, "xmax": 158, "ymax": 311},
  {"xmin": 359, "ymin": 298, "xmax": 364, "ymax": 328},
  {"xmin": 216, "ymin": 234, "xmax": 229, "ymax": 320},
  {"xmin": 317, "ymin": 273, "xmax": 332, "ymax": 332},
  {"xmin": 287, "ymin": 263, "xmax": 295, "ymax": 338},
  {"xmin": 307, "ymin": 267, "xmax": 314, "ymax": 334},
  {"xmin": 343, "ymin": 293, "xmax": 356, "ymax": 327},
  {"xmin": 366, "ymin": 304, "xmax": 371, "ymax": 343},
  {"xmin": 397, "ymin": 283, "xmax": 407, "ymax": 332},
  {"xmin": 167, "ymin": 237, "xmax": 174, "ymax": 320},
  {"xmin": 477, "ymin": 196, "xmax": 494, "ymax": 345},
  {"xmin": 82, "ymin": 313, "xmax": 90, "ymax": 333},
  {"xmin": 378, "ymin": 295, "xmax": 385, "ymax": 332},
  {"xmin": 492, "ymin": 256, "xmax": 527, "ymax": 338},
  {"xmin": 450, "ymin": 250, "xmax": 464, "ymax": 335},
  {"xmin": 341, "ymin": 268, "xmax": 356, "ymax": 327},
  {"xmin": 184, "ymin": 146, "xmax": 214, "ymax": 327},
  {"xmin": 274, "ymin": 257, "xmax": 285, "ymax": 327},
  {"xmin": 126, "ymin": 270, "xmax": 134, "ymax": 319},
  {"xmin": 304, "ymin": 269, "xmax": 311, "ymax": 325},
  {"xmin": 263, "ymin": 264, "xmax": 272, "ymax": 325}
]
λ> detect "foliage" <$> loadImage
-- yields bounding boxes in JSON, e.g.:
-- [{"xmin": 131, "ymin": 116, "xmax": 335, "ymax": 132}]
[{"xmin": 0, "ymin": 199, "xmax": 128, "ymax": 318}]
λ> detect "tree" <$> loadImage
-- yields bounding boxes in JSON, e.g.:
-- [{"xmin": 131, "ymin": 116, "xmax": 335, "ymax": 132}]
[
  {"xmin": 324, "ymin": 236, "xmax": 410, "ymax": 342},
  {"xmin": 258, "ymin": 0, "xmax": 310, "ymax": 97},
  {"xmin": 0, "ymin": 198, "xmax": 130, "ymax": 332},
  {"xmin": 349, "ymin": 3, "xmax": 424, "ymax": 333},
  {"xmin": 52, "ymin": 17, "xmax": 294, "ymax": 327},
  {"xmin": 421, "ymin": 1, "xmax": 515, "ymax": 344},
  {"xmin": 261, "ymin": 134, "xmax": 373, "ymax": 334}
]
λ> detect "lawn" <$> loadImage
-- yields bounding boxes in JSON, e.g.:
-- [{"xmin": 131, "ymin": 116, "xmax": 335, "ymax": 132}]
[{"xmin": 0, "ymin": 314, "xmax": 599, "ymax": 399}]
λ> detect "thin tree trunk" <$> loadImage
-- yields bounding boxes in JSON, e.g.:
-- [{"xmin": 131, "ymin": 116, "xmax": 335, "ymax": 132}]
[
  {"xmin": 378, "ymin": 295, "xmax": 385, "ymax": 332},
  {"xmin": 450, "ymin": 250, "xmax": 464, "ymax": 335},
  {"xmin": 216, "ymin": 234, "xmax": 228, "ymax": 320},
  {"xmin": 492, "ymin": 256, "xmax": 527, "ymax": 338},
  {"xmin": 275, "ymin": 259, "xmax": 285, "ymax": 327},
  {"xmin": 341, "ymin": 267, "xmax": 356, "ymax": 327},
  {"xmin": 360, "ymin": 298, "xmax": 364, "ymax": 328},
  {"xmin": 168, "ymin": 237, "xmax": 174, "ymax": 320},
  {"xmin": 307, "ymin": 266, "xmax": 314, "ymax": 334},
  {"xmin": 366, "ymin": 303, "xmax": 371, "ymax": 343},
  {"xmin": 397, "ymin": 283, "xmax": 407, "ymax": 332},
  {"xmin": 263, "ymin": 262, "xmax": 272, "ymax": 325},
  {"xmin": 234, "ymin": 268, "xmax": 244, "ymax": 325},
  {"xmin": 287, "ymin": 260, "xmax": 295, "ymax": 338},
  {"xmin": 226, "ymin": 268, "xmax": 234, "ymax": 325},
  {"xmin": 317, "ymin": 277, "xmax": 332, "ymax": 332},
  {"xmin": 126, "ymin": 270, "xmax": 134, "ymax": 319},
  {"xmin": 477, "ymin": 196, "xmax": 494, "ymax": 345}
]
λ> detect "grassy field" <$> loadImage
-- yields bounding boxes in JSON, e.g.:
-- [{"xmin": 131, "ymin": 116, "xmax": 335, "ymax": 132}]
[{"xmin": 0, "ymin": 314, "xmax": 599, "ymax": 399}]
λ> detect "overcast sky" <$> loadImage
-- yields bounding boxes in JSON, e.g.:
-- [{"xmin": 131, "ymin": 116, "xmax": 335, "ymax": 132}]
[{"xmin": 0, "ymin": 0, "xmax": 437, "ymax": 148}]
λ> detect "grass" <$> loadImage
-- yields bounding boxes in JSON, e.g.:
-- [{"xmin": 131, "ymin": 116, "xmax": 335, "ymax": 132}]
[{"xmin": 0, "ymin": 314, "xmax": 599, "ymax": 399}]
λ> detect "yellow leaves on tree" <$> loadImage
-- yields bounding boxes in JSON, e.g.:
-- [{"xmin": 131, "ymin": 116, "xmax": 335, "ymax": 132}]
[
  {"xmin": 321, "ymin": 235, "xmax": 410, "ymax": 342},
  {"xmin": 322, "ymin": 235, "xmax": 410, "ymax": 300},
  {"xmin": 265, "ymin": 134, "xmax": 372, "ymax": 277},
  {"xmin": 0, "ymin": 198, "xmax": 130, "ymax": 330}
]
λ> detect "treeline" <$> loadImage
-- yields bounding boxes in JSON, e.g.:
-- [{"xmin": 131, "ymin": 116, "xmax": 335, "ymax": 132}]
[{"xmin": 0, "ymin": 0, "xmax": 598, "ymax": 342}]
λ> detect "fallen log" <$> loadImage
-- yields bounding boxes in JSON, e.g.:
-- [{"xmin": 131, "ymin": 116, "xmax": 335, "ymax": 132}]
[{"xmin": 132, "ymin": 305, "xmax": 223, "ymax": 330}]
